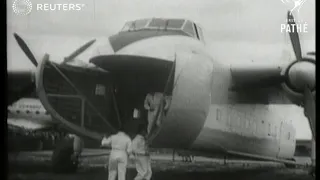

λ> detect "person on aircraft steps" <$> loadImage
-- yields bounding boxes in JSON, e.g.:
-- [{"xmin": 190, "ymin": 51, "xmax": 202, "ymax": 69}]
[
  {"xmin": 101, "ymin": 128, "xmax": 132, "ymax": 180},
  {"xmin": 144, "ymin": 92, "xmax": 171, "ymax": 134},
  {"xmin": 132, "ymin": 128, "xmax": 152, "ymax": 180}
]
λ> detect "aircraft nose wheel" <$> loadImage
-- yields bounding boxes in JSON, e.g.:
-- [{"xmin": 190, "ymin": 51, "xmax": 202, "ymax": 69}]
[
  {"xmin": 51, "ymin": 136, "xmax": 79, "ymax": 173},
  {"xmin": 308, "ymin": 167, "xmax": 315, "ymax": 178}
]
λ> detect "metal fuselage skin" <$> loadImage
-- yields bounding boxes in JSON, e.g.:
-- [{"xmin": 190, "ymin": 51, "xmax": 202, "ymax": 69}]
[{"xmin": 102, "ymin": 33, "xmax": 296, "ymax": 160}]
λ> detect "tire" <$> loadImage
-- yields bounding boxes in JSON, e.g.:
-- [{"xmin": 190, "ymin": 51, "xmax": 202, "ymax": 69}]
[{"xmin": 308, "ymin": 166, "xmax": 315, "ymax": 177}]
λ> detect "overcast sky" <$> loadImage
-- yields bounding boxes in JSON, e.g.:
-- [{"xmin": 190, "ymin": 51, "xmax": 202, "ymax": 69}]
[{"xmin": 7, "ymin": 0, "xmax": 314, "ymax": 140}]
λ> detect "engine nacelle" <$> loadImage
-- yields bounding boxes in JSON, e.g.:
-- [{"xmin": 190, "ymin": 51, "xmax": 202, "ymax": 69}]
[{"xmin": 281, "ymin": 58, "xmax": 316, "ymax": 105}]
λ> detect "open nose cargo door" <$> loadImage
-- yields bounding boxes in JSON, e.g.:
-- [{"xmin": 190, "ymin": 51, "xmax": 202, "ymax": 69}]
[{"xmin": 36, "ymin": 55, "xmax": 118, "ymax": 140}]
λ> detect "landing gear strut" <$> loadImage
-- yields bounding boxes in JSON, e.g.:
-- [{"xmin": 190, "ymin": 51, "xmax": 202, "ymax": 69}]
[{"xmin": 309, "ymin": 138, "xmax": 316, "ymax": 177}]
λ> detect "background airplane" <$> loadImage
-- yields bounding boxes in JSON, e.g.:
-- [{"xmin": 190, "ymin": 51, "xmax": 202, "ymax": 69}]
[
  {"xmin": 7, "ymin": 96, "xmax": 64, "ymax": 151},
  {"xmin": 6, "ymin": 0, "xmax": 316, "ymax": 173},
  {"xmin": 8, "ymin": 98, "xmax": 53, "ymax": 130}
]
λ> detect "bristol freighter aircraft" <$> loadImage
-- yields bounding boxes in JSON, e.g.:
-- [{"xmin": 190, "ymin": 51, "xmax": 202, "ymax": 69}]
[{"xmin": 8, "ymin": 12, "xmax": 315, "ymax": 172}]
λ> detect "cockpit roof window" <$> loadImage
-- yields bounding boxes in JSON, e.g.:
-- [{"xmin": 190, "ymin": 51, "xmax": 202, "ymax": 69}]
[
  {"xmin": 121, "ymin": 19, "xmax": 149, "ymax": 31},
  {"xmin": 183, "ymin": 20, "xmax": 195, "ymax": 37},
  {"xmin": 121, "ymin": 21, "xmax": 133, "ymax": 31},
  {"xmin": 196, "ymin": 24, "xmax": 205, "ymax": 43},
  {"xmin": 167, "ymin": 19, "xmax": 185, "ymax": 29},
  {"xmin": 148, "ymin": 18, "xmax": 167, "ymax": 28},
  {"xmin": 120, "ymin": 19, "xmax": 199, "ymax": 39},
  {"xmin": 130, "ymin": 19, "xmax": 149, "ymax": 30},
  {"xmin": 148, "ymin": 18, "xmax": 185, "ymax": 29}
]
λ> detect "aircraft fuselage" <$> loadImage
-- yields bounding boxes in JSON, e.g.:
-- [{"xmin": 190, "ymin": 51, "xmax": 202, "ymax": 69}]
[
  {"xmin": 34, "ymin": 19, "xmax": 297, "ymax": 161},
  {"xmin": 109, "ymin": 34, "xmax": 295, "ymax": 160}
]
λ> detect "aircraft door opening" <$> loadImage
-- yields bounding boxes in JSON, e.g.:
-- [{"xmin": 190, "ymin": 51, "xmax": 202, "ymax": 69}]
[{"xmin": 90, "ymin": 55, "xmax": 175, "ymax": 139}]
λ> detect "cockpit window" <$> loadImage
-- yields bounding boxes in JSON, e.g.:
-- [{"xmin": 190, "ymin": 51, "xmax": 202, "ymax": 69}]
[
  {"xmin": 167, "ymin": 19, "xmax": 185, "ymax": 29},
  {"xmin": 120, "ymin": 18, "xmax": 202, "ymax": 40},
  {"xmin": 197, "ymin": 25, "xmax": 205, "ymax": 42},
  {"xmin": 121, "ymin": 21, "xmax": 132, "ymax": 31},
  {"xmin": 148, "ymin": 18, "xmax": 167, "ymax": 28},
  {"xmin": 130, "ymin": 19, "xmax": 149, "ymax": 30},
  {"xmin": 183, "ymin": 20, "xmax": 195, "ymax": 37},
  {"xmin": 121, "ymin": 19, "xmax": 151, "ymax": 32}
]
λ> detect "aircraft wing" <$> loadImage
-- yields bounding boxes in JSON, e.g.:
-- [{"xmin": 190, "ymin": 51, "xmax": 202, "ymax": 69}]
[
  {"xmin": 8, "ymin": 70, "xmax": 35, "ymax": 105},
  {"xmin": 228, "ymin": 63, "xmax": 294, "ymax": 104},
  {"xmin": 230, "ymin": 64, "xmax": 285, "ymax": 90},
  {"xmin": 7, "ymin": 118, "xmax": 52, "ymax": 131}
]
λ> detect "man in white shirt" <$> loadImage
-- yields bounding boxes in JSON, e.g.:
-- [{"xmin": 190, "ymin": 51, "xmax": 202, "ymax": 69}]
[
  {"xmin": 132, "ymin": 129, "xmax": 152, "ymax": 180},
  {"xmin": 101, "ymin": 129, "xmax": 132, "ymax": 180},
  {"xmin": 144, "ymin": 92, "xmax": 171, "ymax": 134}
]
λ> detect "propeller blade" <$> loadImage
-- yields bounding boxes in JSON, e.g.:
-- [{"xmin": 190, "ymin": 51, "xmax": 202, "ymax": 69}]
[
  {"xmin": 13, "ymin": 33, "xmax": 38, "ymax": 67},
  {"xmin": 287, "ymin": 11, "xmax": 302, "ymax": 61},
  {"xmin": 303, "ymin": 87, "xmax": 316, "ymax": 140},
  {"xmin": 63, "ymin": 39, "xmax": 96, "ymax": 63}
]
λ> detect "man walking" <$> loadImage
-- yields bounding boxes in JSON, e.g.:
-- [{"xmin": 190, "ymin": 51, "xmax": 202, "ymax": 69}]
[
  {"xmin": 144, "ymin": 92, "xmax": 170, "ymax": 134},
  {"xmin": 132, "ymin": 128, "xmax": 152, "ymax": 180},
  {"xmin": 101, "ymin": 128, "xmax": 132, "ymax": 180}
]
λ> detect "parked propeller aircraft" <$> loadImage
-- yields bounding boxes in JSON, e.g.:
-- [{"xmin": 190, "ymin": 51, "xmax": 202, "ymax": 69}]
[
  {"xmin": 7, "ymin": 97, "xmax": 67, "ymax": 151},
  {"xmin": 8, "ymin": 98, "xmax": 54, "ymax": 130},
  {"xmin": 8, "ymin": 12, "xmax": 315, "ymax": 174}
]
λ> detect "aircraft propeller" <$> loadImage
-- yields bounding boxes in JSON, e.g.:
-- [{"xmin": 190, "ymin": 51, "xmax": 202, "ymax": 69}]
[
  {"xmin": 13, "ymin": 33, "xmax": 96, "ymax": 68},
  {"xmin": 12, "ymin": 33, "xmax": 96, "ymax": 102},
  {"xmin": 282, "ymin": 11, "xmax": 316, "ymax": 176},
  {"xmin": 62, "ymin": 39, "xmax": 96, "ymax": 64},
  {"xmin": 13, "ymin": 33, "xmax": 38, "ymax": 67},
  {"xmin": 285, "ymin": 11, "xmax": 316, "ymax": 140}
]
